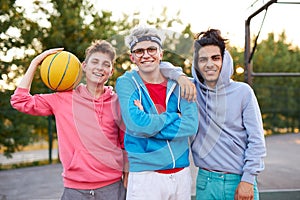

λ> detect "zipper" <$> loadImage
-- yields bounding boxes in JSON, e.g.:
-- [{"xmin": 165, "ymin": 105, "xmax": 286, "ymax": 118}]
[
  {"xmin": 167, "ymin": 140, "xmax": 176, "ymax": 168},
  {"xmin": 133, "ymin": 75, "xmax": 178, "ymax": 168}
]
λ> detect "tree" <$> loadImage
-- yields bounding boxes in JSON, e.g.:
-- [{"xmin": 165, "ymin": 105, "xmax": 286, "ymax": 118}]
[
  {"xmin": 0, "ymin": 0, "xmax": 42, "ymax": 89},
  {"xmin": 0, "ymin": 0, "xmax": 128, "ymax": 157},
  {"xmin": 229, "ymin": 46, "xmax": 245, "ymax": 82},
  {"xmin": 0, "ymin": 0, "xmax": 48, "ymax": 157},
  {"xmin": 0, "ymin": 0, "xmax": 194, "ymax": 157},
  {"xmin": 252, "ymin": 32, "xmax": 300, "ymax": 134}
]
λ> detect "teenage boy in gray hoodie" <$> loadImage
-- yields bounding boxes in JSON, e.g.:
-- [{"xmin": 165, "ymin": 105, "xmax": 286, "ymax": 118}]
[{"xmin": 162, "ymin": 29, "xmax": 266, "ymax": 200}]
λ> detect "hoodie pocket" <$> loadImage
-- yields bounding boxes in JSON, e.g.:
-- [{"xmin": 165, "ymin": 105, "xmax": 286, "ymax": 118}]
[{"xmin": 65, "ymin": 149, "xmax": 122, "ymax": 183}]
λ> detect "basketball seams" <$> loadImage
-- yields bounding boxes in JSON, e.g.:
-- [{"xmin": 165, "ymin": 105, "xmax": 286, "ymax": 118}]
[
  {"xmin": 55, "ymin": 52, "xmax": 71, "ymax": 91},
  {"xmin": 47, "ymin": 53, "xmax": 61, "ymax": 90},
  {"xmin": 62, "ymin": 62, "xmax": 82, "ymax": 92}
]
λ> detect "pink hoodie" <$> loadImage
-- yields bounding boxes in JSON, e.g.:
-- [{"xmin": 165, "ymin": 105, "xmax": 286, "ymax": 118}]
[{"xmin": 10, "ymin": 84, "xmax": 125, "ymax": 189}]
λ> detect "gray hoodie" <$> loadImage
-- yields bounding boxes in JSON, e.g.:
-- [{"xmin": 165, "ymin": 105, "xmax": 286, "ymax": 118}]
[
  {"xmin": 191, "ymin": 50, "xmax": 266, "ymax": 184},
  {"xmin": 160, "ymin": 50, "xmax": 266, "ymax": 184}
]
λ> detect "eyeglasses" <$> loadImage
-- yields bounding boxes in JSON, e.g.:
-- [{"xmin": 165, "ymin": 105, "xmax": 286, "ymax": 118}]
[{"xmin": 131, "ymin": 46, "xmax": 158, "ymax": 58}]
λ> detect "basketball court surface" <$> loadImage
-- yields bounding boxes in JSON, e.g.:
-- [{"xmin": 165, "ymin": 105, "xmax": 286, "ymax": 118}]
[{"xmin": 0, "ymin": 133, "xmax": 299, "ymax": 200}]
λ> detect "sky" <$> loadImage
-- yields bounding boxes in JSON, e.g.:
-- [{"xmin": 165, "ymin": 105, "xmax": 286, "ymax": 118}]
[{"xmin": 92, "ymin": 0, "xmax": 300, "ymax": 48}]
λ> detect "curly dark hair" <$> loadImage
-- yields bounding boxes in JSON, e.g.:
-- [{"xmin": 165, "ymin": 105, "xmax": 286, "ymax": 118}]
[
  {"xmin": 193, "ymin": 29, "xmax": 228, "ymax": 83},
  {"xmin": 194, "ymin": 29, "xmax": 227, "ymax": 59}
]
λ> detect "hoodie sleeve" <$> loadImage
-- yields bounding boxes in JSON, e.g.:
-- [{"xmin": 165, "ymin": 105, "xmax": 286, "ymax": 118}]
[
  {"xmin": 10, "ymin": 87, "xmax": 54, "ymax": 116},
  {"xmin": 160, "ymin": 61, "xmax": 184, "ymax": 80},
  {"xmin": 155, "ymin": 97, "xmax": 199, "ymax": 140},
  {"xmin": 241, "ymin": 86, "xmax": 266, "ymax": 184},
  {"xmin": 116, "ymin": 75, "xmax": 180, "ymax": 138}
]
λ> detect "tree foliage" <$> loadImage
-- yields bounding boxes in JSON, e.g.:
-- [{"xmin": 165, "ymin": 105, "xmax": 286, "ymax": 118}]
[
  {"xmin": 0, "ymin": 0, "xmax": 48, "ymax": 157},
  {"xmin": 251, "ymin": 32, "xmax": 300, "ymax": 134},
  {"xmin": 0, "ymin": 0, "xmax": 194, "ymax": 157}
]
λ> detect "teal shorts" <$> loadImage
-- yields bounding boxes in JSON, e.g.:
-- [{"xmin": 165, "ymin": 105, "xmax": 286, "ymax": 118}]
[{"xmin": 196, "ymin": 168, "xmax": 259, "ymax": 200}]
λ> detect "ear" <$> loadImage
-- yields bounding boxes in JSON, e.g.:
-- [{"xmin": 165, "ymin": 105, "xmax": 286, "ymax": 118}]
[
  {"xmin": 81, "ymin": 61, "xmax": 86, "ymax": 72},
  {"xmin": 109, "ymin": 67, "xmax": 114, "ymax": 77},
  {"xmin": 129, "ymin": 54, "xmax": 135, "ymax": 63},
  {"xmin": 159, "ymin": 49, "xmax": 164, "ymax": 60}
]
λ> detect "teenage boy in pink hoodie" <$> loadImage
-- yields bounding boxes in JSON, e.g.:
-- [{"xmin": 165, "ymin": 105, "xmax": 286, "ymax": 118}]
[{"xmin": 10, "ymin": 40, "xmax": 127, "ymax": 200}]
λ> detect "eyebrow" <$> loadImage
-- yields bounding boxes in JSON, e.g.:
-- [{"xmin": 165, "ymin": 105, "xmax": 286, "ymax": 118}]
[
  {"xmin": 199, "ymin": 54, "xmax": 221, "ymax": 57},
  {"xmin": 91, "ymin": 58, "xmax": 112, "ymax": 63},
  {"xmin": 211, "ymin": 54, "xmax": 221, "ymax": 58}
]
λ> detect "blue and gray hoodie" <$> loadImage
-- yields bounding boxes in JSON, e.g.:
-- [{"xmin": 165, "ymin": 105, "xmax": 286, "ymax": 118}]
[{"xmin": 115, "ymin": 68, "xmax": 198, "ymax": 172}]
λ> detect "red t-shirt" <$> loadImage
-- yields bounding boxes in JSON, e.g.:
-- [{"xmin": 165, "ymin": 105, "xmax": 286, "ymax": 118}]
[
  {"xmin": 144, "ymin": 80, "xmax": 167, "ymax": 114},
  {"xmin": 144, "ymin": 79, "xmax": 184, "ymax": 174}
]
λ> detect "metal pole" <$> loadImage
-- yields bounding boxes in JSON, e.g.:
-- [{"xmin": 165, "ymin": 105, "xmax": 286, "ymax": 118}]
[
  {"xmin": 244, "ymin": 19, "xmax": 252, "ymax": 85},
  {"xmin": 48, "ymin": 115, "xmax": 53, "ymax": 163},
  {"xmin": 244, "ymin": 0, "xmax": 277, "ymax": 85}
]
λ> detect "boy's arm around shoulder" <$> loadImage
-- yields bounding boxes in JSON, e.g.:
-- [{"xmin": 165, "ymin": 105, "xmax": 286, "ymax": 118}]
[
  {"xmin": 160, "ymin": 61, "xmax": 184, "ymax": 80},
  {"xmin": 160, "ymin": 61, "xmax": 196, "ymax": 101}
]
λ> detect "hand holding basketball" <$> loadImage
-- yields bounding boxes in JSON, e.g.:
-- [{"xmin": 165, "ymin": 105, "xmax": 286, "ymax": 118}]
[{"xmin": 32, "ymin": 48, "xmax": 64, "ymax": 66}]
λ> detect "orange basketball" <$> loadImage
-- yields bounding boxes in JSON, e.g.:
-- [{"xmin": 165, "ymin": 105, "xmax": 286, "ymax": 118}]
[{"xmin": 40, "ymin": 51, "xmax": 82, "ymax": 92}]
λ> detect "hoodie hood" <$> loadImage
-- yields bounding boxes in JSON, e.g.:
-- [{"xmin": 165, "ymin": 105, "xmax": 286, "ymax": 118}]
[
  {"xmin": 74, "ymin": 83, "xmax": 117, "ymax": 123},
  {"xmin": 75, "ymin": 83, "xmax": 115, "ymax": 102},
  {"xmin": 191, "ymin": 50, "xmax": 234, "ymax": 158}
]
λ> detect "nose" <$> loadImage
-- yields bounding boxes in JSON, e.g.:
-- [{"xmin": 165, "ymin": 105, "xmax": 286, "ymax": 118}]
[
  {"xmin": 141, "ymin": 49, "xmax": 151, "ymax": 57},
  {"xmin": 206, "ymin": 58, "xmax": 214, "ymax": 67},
  {"xmin": 96, "ymin": 64, "xmax": 103, "ymax": 69},
  {"xmin": 96, "ymin": 62, "xmax": 108, "ymax": 70}
]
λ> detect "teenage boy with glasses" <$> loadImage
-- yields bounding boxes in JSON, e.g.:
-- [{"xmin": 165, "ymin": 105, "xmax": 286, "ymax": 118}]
[{"xmin": 115, "ymin": 25, "xmax": 198, "ymax": 200}]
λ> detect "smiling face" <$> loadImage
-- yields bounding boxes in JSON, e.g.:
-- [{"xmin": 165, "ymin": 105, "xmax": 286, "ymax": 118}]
[
  {"xmin": 196, "ymin": 45, "xmax": 223, "ymax": 89},
  {"xmin": 82, "ymin": 52, "xmax": 113, "ymax": 87},
  {"xmin": 130, "ymin": 40, "xmax": 163, "ymax": 75}
]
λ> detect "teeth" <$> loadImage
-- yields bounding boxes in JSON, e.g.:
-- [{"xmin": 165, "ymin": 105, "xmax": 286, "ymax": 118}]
[
  {"xmin": 94, "ymin": 72, "xmax": 103, "ymax": 77},
  {"xmin": 141, "ymin": 60, "xmax": 154, "ymax": 64}
]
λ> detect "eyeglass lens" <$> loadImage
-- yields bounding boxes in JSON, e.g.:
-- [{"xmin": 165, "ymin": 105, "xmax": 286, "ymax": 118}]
[{"xmin": 132, "ymin": 46, "xmax": 158, "ymax": 58}]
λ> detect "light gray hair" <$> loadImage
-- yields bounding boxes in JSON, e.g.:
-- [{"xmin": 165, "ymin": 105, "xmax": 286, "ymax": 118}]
[{"xmin": 125, "ymin": 24, "xmax": 166, "ymax": 51}]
